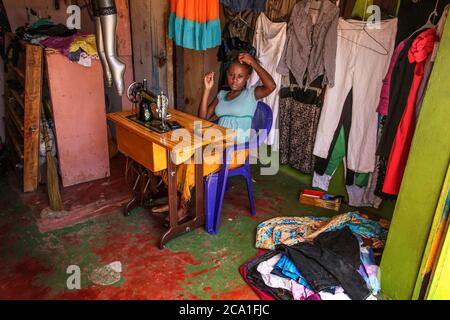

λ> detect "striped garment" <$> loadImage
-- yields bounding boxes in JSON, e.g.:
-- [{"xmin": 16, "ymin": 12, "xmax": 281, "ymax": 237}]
[{"xmin": 169, "ymin": 0, "xmax": 222, "ymax": 51}]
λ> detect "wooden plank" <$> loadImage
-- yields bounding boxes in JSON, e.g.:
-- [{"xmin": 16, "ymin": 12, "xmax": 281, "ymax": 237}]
[
  {"xmin": 175, "ymin": 45, "xmax": 184, "ymax": 111},
  {"xmin": 183, "ymin": 49, "xmax": 205, "ymax": 116},
  {"xmin": 8, "ymin": 87, "xmax": 24, "ymax": 110},
  {"xmin": 116, "ymin": 125, "xmax": 167, "ymax": 172},
  {"xmin": 5, "ymin": 121, "xmax": 23, "ymax": 160},
  {"xmin": 203, "ymin": 46, "xmax": 221, "ymax": 103},
  {"xmin": 46, "ymin": 51, "xmax": 110, "ymax": 188},
  {"xmin": 107, "ymin": 109, "xmax": 235, "ymax": 154},
  {"xmin": 5, "ymin": 102, "xmax": 24, "ymax": 135},
  {"xmin": 182, "ymin": 46, "xmax": 221, "ymax": 116},
  {"xmin": 116, "ymin": 0, "xmax": 134, "ymax": 111},
  {"xmin": 23, "ymin": 43, "xmax": 42, "ymax": 193},
  {"xmin": 130, "ymin": 0, "xmax": 169, "ymax": 95},
  {"xmin": 413, "ymin": 164, "xmax": 450, "ymax": 299},
  {"xmin": 9, "ymin": 63, "xmax": 25, "ymax": 80},
  {"xmin": 165, "ymin": 14, "xmax": 175, "ymax": 107}
]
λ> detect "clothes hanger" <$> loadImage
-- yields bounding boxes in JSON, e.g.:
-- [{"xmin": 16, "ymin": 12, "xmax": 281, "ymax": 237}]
[
  {"xmin": 338, "ymin": 0, "xmax": 390, "ymax": 55},
  {"xmin": 406, "ymin": 0, "xmax": 439, "ymax": 40},
  {"xmin": 231, "ymin": 11, "xmax": 253, "ymax": 30}
]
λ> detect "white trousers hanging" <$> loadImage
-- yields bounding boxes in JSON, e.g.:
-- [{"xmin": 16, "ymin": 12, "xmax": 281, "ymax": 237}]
[
  {"xmin": 313, "ymin": 18, "xmax": 397, "ymax": 173},
  {"xmin": 248, "ymin": 13, "xmax": 287, "ymax": 151}
]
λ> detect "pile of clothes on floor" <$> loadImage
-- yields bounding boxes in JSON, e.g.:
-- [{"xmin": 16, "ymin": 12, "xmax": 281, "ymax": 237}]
[
  {"xmin": 15, "ymin": 19, "xmax": 98, "ymax": 67},
  {"xmin": 240, "ymin": 212, "xmax": 389, "ymax": 300}
]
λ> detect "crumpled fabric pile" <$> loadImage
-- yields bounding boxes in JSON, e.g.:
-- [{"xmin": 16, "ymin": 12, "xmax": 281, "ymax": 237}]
[{"xmin": 240, "ymin": 212, "xmax": 389, "ymax": 300}]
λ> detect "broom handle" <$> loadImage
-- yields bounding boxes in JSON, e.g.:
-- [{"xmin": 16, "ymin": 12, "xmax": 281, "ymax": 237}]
[{"xmin": 41, "ymin": 109, "xmax": 52, "ymax": 154}]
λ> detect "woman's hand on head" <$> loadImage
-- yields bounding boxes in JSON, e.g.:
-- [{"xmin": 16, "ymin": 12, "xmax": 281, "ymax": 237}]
[
  {"xmin": 204, "ymin": 72, "xmax": 215, "ymax": 90},
  {"xmin": 238, "ymin": 53, "xmax": 256, "ymax": 68}
]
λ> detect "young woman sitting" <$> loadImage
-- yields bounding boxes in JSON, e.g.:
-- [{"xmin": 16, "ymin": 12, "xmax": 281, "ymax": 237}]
[{"xmin": 151, "ymin": 52, "xmax": 276, "ymax": 222}]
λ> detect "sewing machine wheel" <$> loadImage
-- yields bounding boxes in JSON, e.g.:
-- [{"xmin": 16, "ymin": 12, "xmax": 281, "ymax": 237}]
[{"xmin": 127, "ymin": 82, "xmax": 143, "ymax": 104}]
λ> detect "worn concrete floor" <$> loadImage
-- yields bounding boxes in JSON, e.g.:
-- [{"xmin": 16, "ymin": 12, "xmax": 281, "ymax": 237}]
[{"xmin": 0, "ymin": 160, "xmax": 393, "ymax": 300}]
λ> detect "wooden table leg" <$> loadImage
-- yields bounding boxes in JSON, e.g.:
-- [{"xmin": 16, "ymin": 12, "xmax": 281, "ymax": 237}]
[
  {"xmin": 160, "ymin": 150, "xmax": 178, "ymax": 249},
  {"xmin": 167, "ymin": 150, "xmax": 178, "ymax": 229},
  {"xmin": 124, "ymin": 157, "xmax": 158, "ymax": 216},
  {"xmin": 159, "ymin": 147, "xmax": 205, "ymax": 249},
  {"xmin": 195, "ymin": 147, "xmax": 205, "ymax": 224},
  {"xmin": 124, "ymin": 157, "xmax": 141, "ymax": 216}
]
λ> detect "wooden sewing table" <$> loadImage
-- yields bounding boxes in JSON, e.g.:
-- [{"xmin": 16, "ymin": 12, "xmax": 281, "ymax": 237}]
[{"xmin": 107, "ymin": 109, "xmax": 235, "ymax": 249}]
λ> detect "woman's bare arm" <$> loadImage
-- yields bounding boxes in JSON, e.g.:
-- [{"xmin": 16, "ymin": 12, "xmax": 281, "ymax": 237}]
[
  {"xmin": 198, "ymin": 72, "xmax": 219, "ymax": 120},
  {"xmin": 239, "ymin": 53, "xmax": 276, "ymax": 100}
]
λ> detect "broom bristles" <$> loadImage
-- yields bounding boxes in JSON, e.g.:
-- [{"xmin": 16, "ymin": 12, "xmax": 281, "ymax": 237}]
[
  {"xmin": 42, "ymin": 115, "xmax": 63, "ymax": 212},
  {"xmin": 46, "ymin": 151, "xmax": 63, "ymax": 211}
]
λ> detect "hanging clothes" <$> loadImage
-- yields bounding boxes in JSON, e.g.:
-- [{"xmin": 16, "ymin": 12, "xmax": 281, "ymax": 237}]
[
  {"xmin": 347, "ymin": 116, "xmax": 385, "ymax": 208},
  {"xmin": 351, "ymin": 0, "xmax": 399, "ymax": 20},
  {"xmin": 279, "ymin": 74, "xmax": 323, "ymax": 174},
  {"xmin": 313, "ymin": 17, "xmax": 397, "ymax": 173},
  {"xmin": 265, "ymin": 0, "xmax": 299, "ymax": 22},
  {"xmin": 220, "ymin": 0, "xmax": 267, "ymax": 12},
  {"xmin": 248, "ymin": 13, "xmax": 287, "ymax": 150},
  {"xmin": 414, "ymin": 5, "xmax": 450, "ymax": 118},
  {"xmin": 382, "ymin": 28, "xmax": 438, "ymax": 195},
  {"xmin": 395, "ymin": 0, "xmax": 450, "ymax": 44},
  {"xmin": 277, "ymin": 0, "xmax": 340, "ymax": 88},
  {"xmin": 376, "ymin": 39, "xmax": 407, "ymax": 116},
  {"xmin": 338, "ymin": 0, "xmax": 357, "ymax": 18},
  {"xmin": 168, "ymin": 0, "xmax": 221, "ymax": 51},
  {"xmin": 374, "ymin": 0, "xmax": 399, "ymax": 17},
  {"xmin": 376, "ymin": 37, "xmax": 416, "ymax": 159},
  {"xmin": 374, "ymin": 119, "xmax": 394, "ymax": 200},
  {"xmin": 222, "ymin": 6, "xmax": 259, "ymax": 44}
]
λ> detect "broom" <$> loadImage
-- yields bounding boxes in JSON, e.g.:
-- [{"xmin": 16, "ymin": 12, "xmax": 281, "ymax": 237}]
[{"xmin": 41, "ymin": 106, "xmax": 63, "ymax": 211}]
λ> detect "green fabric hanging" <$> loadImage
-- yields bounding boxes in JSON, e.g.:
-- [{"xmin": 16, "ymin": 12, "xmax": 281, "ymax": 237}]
[{"xmin": 351, "ymin": 0, "xmax": 374, "ymax": 20}]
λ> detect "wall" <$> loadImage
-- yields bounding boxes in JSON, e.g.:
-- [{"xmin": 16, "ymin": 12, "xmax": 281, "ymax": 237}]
[
  {"xmin": 181, "ymin": 5, "xmax": 224, "ymax": 115},
  {"xmin": 380, "ymin": 19, "xmax": 450, "ymax": 300},
  {"xmin": 127, "ymin": 0, "xmax": 220, "ymax": 114},
  {"xmin": 129, "ymin": 0, "xmax": 169, "ymax": 96},
  {"xmin": 183, "ymin": 47, "xmax": 221, "ymax": 115}
]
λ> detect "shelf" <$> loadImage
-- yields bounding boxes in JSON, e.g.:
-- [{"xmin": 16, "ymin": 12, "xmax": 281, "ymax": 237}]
[
  {"xmin": 8, "ymin": 87, "xmax": 25, "ymax": 110},
  {"xmin": 5, "ymin": 103, "xmax": 24, "ymax": 136},
  {"xmin": 4, "ymin": 33, "xmax": 43, "ymax": 193},
  {"xmin": 8, "ymin": 63, "xmax": 25, "ymax": 80},
  {"xmin": 5, "ymin": 122, "xmax": 24, "ymax": 160}
]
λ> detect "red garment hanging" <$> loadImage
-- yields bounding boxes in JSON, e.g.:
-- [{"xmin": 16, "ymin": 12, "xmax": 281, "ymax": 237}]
[{"xmin": 382, "ymin": 28, "xmax": 438, "ymax": 195}]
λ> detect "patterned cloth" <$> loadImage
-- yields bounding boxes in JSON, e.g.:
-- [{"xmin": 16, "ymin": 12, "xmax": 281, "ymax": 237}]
[
  {"xmin": 279, "ymin": 97, "xmax": 321, "ymax": 174},
  {"xmin": 255, "ymin": 212, "xmax": 389, "ymax": 250}
]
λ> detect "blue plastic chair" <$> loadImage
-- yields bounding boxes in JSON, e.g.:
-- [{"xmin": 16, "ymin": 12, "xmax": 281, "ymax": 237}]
[{"xmin": 204, "ymin": 102, "xmax": 273, "ymax": 234}]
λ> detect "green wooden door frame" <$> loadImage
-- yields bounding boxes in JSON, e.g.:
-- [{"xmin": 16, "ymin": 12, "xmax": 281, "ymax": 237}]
[
  {"xmin": 413, "ymin": 164, "xmax": 450, "ymax": 299},
  {"xmin": 379, "ymin": 19, "xmax": 450, "ymax": 300}
]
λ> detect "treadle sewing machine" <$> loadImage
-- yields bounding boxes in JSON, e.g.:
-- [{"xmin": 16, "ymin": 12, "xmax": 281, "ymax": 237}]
[
  {"xmin": 107, "ymin": 81, "xmax": 235, "ymax": 249},
  {"xmin": 126, "ymin": 81, "xmax": 182, "ymax": 133}
]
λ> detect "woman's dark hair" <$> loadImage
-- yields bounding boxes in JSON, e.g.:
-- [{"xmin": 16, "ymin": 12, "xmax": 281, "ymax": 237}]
[{"xmin": 226, "ymin": 50, "xmax": 254, "ymax": 75}]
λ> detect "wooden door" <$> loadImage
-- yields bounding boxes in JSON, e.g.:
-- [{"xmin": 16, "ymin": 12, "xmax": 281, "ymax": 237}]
[{"xmin": 129, "ymin": 0, "xmax": 172, "ymax": 102}]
